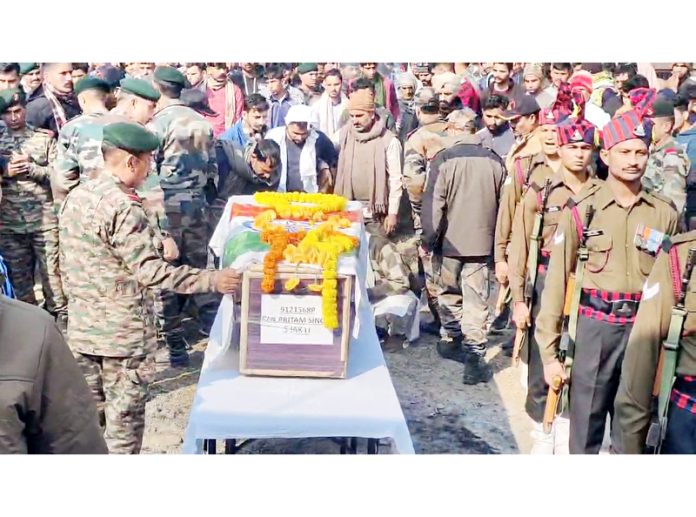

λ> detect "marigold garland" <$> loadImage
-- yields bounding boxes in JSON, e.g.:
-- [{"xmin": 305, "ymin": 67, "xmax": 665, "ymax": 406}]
[
  {"xmin": 255, "ymin": 210, "xmax": 358, "ymax": 330},
  {"xmin": 253, "ymin": 192, "xmax": 348, "ymax": 222}
]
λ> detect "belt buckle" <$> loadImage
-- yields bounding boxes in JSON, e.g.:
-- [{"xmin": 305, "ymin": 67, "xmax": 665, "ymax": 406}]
[{"xmin": 611, "ymin": 299, "xmax": 636, "ymax": 317}]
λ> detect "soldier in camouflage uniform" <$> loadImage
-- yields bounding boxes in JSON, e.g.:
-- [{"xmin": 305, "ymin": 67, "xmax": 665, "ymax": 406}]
[
  {"xmin": 52, "ymin": 77, "xmax": 112, "ymax": 197},
  {"xmin": 402, "ymin": 88, "xmax": 448, "ymax": 334},
  {"xmin": 642, "ymin": 98, "xmax": 691, "ymax": 228},
  {"xmin": 147, "ymin": 66, "xmax": 219, "ymax": 366},
  {"xmin": 368, "ymin": 234, "xmax": 418, "ymax": 350},
  {"xmin": 0, "ymin": 89, "xmax": 67, "ymax": 329},
  {"xmin": 59, "ymin": 122, "xmax": 241, "ymax": 454}
]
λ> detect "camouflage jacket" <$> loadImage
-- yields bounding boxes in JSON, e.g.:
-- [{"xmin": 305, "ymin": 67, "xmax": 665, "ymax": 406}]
[
  {"xmin": 52, "ymin": 110, "xmax": 171, "ymax": 235},
  {"xmin": 642, "ymin": 137, "xmax": 691, "ymax": 219},
  {"xmin": 0, "ymin": 125, "xmax": 57, "ymax": 233},
  {"xmin": 59, "ymin": 173, "xmax": 218, "ymax": 357},
  {"xmin": 147, "ymin": 101, "xmax": 218, "ymax": 205},
  {"xmin": 402, "ymin": 120, "xmax": 448, "ymax": 233},
  {"xmin": 53, "ymin": 111, "xmax": 109, "ymax": 194}
]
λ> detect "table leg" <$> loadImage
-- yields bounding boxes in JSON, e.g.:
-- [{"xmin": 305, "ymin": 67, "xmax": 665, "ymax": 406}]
[
  {"xmin": 206, "ymin": 439, "xmax": 217, "ymax": 454},
  {"xmin": 225, "ymin": 439, "xmax": 238, "ymax": 454}
]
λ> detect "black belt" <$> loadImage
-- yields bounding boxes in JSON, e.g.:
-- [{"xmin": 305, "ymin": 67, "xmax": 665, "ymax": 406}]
[{"xmin": 579, "ymin": 290, "xmax": 640, "ymax": 319}]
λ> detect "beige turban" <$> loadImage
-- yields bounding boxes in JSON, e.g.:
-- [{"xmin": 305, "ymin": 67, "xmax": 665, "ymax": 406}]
[
  {"xmin": 348, "ymin": 88, "xmax": 376, "ymax": 112},
  {"xmin": 523, "ymin": 63, "xmax": 544, "ymax": 80},
  {"xmin": 395, "ymin": 72, "xmax": 418, "ymax": 89},
  {"xmin": 432, "ymin": 72, "xmax": 461, "ymax": 93}
]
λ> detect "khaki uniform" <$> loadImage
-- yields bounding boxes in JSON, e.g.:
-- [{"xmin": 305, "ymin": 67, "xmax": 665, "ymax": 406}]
[
  {"xmin": 534, "ymin": 181, "xmax": 679, "ymax": 453},
  {"xmin": 615, "ymin": 231, "xmax": 696, "ymax": 454},
  {"xmin": 0, "ymin": 125, "xmax": 67, "ymax": 318},
  {"xmin": 59, "ymin": 173, "xmax": 218, "ymax": 453},
  {"xmin": 494, "ymin": 145, "xmax": 547, "ymax": 265},
  {"xmin": 508, "ymin": 170, "xmax": 602, "ymax": 423}
]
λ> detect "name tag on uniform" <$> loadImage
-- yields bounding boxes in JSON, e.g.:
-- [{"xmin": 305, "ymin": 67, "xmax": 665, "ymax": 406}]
[
  {"xmin": 546, "ymin": 206, "xmax": 562, "ymax": 213},
  {"xmin": 634, "ymin": 224, "xmax": 665, "ymax": 254},
  {"xmin": 585, "ymin": 229, "xmax": 604, "ymax": 238}
]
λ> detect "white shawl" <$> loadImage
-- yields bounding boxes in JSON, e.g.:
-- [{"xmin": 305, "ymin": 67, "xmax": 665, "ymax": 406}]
[
  {"xmin": 311, "ymin": 91, "xmax": 348, "ymax": 144},
  {"xmin": 266, "ymin": 126, "xmax": 320, "ymax": 193}
]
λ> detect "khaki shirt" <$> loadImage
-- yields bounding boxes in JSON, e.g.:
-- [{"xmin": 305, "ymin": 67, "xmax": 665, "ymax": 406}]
[
  {"xmin": 534, "ymin": 181, "xmax": 679, "ymax": 364},
  {"xmin": 494, "ymin": 151, "xmax": 550, "ymax": 263},
  {"xmin": 615, "ymin": 231, "xmax": 696, "ymax": 453},
  {"xmin": 508, "ymin": 171, "xmax": 603, "ymax": 304}
]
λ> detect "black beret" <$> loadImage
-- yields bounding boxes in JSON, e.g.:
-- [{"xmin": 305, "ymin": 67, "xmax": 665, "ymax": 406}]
[
  {"xmin": 652, "ymin": 99, "xmax": 675, "ymax": 119},
  {"xmin": 0, "ymin": 88, "xmax": 26, "ymax": 113}
]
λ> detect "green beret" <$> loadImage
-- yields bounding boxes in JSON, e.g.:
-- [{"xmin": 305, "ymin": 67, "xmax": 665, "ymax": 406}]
[
  {"xmin": 18, "ymin": 63, "xmax": 39, "ymax": 75},
  {"xmin": 0, "ymin": 88, "xmax": 26, "ymax": 113},
  {"xmin": 153, "ymin": 65, "xmax": 187, "ymax": 87},
  {"xmin": 102, "ymin": 122, "xmax": 160, "ymax": 154},
  {"xmin": 652, "ymin": 99, "xmax": 675, "ymax": 119},
  {"xmin": 74, "ymin": 76, "xmax": 110, "ymax": 97},
  {"xmin": 0, "ymin": 97, "xmax": 6, "ymax": 114},
  {"xmin": 119, "ymin": 78, "xmax": 161, "ymax": 101},
  {"xmin": 297, "ymin": 63, "xmax": 318, "ymax": 75}
]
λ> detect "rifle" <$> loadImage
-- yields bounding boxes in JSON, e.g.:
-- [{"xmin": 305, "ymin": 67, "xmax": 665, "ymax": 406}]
[
  {"xmin": 513, "ymin": 179, "xmax": 552, "ymax": 366},
  {"xmin": 556, "ymin": 204, "xmax": 595, "ymax": 416},
  {"xmin": 645, "ymin": 246, "xmax": 696, "ymax": 452}
]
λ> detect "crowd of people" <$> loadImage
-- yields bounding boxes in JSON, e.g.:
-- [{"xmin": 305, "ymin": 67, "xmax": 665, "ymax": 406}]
[{"xmin": 0, "ymin": 61, "xmax": 695, "ymax": 455}]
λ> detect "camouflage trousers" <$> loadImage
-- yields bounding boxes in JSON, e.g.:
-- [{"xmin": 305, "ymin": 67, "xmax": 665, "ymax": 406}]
[
  {"xmin": 153, "ymin": 201, "xmax": 220, "ymax": 355},
  {"xmin": 432, "ymin": 255, "xmax": 491, "ymax": 355},
  {"xmin": 74, "ymin": 352, "xmax": 156, "ymax": 454},
  {"xmin": 0, "ymin": 229, "xmax": 67, "ymax": 315},
  {"xmin": 418, "ymin": 246, "xmax": 442, "ymax": 327}
]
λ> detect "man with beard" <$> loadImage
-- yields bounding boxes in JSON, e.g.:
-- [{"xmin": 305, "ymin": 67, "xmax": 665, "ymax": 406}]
[
  {"xmin": 480, "ymin": 63, "xmax": 526, "ymax": 108},
  {"xmin": 523, "ymin": 63, "xmax": 554, "ymax": 109},
  {"xmin": 476, "ymin": 94, "xmax": 515, "ymax": 160},
  {"xmin": 219, "ymin": 93, "xmax": 269, "ymax": 148},
  {"xmin": 231, "ymin": 63, "xmax": 266, "ymax": 96},
  {"xmin": 26, "ymin": 63, "xmax": 81, "ymax": 136},
  {"xmin": 395, "ymin": 72, "xmax": 418, "ymax": 132},
  {"xmin": 311, "ymin": 68, "xmax": 349, "ymax": 146},
  {"xmin": 334, "ymin": 88, "xmax": 403, "ymax": 238}
]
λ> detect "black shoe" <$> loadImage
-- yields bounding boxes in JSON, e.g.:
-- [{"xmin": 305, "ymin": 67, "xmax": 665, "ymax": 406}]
[
  {"xmin": 462, "ymin": 354, "xmax": 493, "ymax": 385},
  {"xmin": 420, "ymin": 320, "xmax": 441, "ymax": 336},
  {"xmin": 169, "ymin": 353, "xmax": 191, "ymax": 368},
  {"xmin": 436, "ymin": 339, "xmax": 466, "ymax": 364},
  {"xmin": 489, "ymin": 305, "xmax": 511, "ymax": 334}
]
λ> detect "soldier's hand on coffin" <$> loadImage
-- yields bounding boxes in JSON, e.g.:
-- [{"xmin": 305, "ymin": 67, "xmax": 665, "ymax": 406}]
[
  {"xmin": 543, "ymin": 360, "xmax": 567, "ymax": 386},
  {"xmin": 512, "ymin": 302, "xmax": 531, "ymax": 329},
  {"xmin": 215, "ymin": 268, "xmax": 242, "ymax": 295},
  {"xmin": 161, "ymin": 237, "xmax": 180, "ymax": 261}
]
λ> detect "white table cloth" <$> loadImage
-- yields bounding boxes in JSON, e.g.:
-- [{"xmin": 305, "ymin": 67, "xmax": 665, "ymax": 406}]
[{"xmin": 181, "ymin": 196, "xmax": 415, "ymax": 454}]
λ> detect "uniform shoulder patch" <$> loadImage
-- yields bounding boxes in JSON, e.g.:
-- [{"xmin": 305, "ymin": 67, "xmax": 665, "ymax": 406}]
[
  {"xmin": 127, "ymin": 192, "xmax": 142, "ymax": 203},
  {"xmin": 664, "ymin": 147, "xmax": 677, "ymax": 155},
  {"xmin": 666, "ymin": 231, "xmax": 696, "ymax": 247}
]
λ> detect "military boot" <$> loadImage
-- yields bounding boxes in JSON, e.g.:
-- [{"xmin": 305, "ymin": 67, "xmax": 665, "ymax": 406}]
[
  {"xmin": 462, "ymin": 352, "xmax": 493, "ymax": 385},
  {"xmin": 436, "ymin": 337, "xmax": 466, "ymax": 364}
]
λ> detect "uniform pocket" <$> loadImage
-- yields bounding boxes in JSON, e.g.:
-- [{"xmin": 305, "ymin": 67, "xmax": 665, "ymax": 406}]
[
  {"xmin": 586, "ymin": 234, "xmax": 612, "ymax": 273},
  {"xmin": 637, "ymin": 248, "xmax": 657, "ymax": 276}
]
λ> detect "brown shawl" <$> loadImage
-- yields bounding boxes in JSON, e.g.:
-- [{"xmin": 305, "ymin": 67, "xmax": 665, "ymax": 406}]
[{"xmin": 335, "ymin": 115, "xmax": 390, "ymax": 216}]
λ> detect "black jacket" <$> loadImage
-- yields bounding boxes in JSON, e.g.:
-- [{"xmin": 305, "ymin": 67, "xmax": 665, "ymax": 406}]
[
  {"xmin": 215, "ymin": 139, "xmax": 280, "ymax": 198},
  {"xmin": 25, "ymin": 85, "xmax": 81, "ymax": 136},
  {"xmin": 0, "ymin": 297, "xmax": 107, "ymax": 454}
]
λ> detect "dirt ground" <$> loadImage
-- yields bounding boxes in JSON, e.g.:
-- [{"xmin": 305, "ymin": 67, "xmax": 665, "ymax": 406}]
[{"xmin": 141, "ymin": 304, "xmax": 535, "ymax": 455}]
